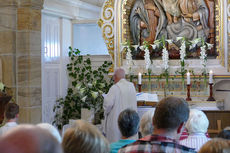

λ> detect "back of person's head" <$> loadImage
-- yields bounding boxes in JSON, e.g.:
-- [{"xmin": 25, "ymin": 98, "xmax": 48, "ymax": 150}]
[
  {"xmin": 218, "ymin": 127, "xmax": 230, "ymax": 139},
  {"xmin": 114, "ymin": 68, "xmax": 125, "ymax": 83},
  {"xmin": 198, "ymin": 138, "xmax": 230, "ymax": 153},
  {"xmin": 62, "ymin": 120, "xmax": 109, "ymax": 153},
  {"xmin": 153, "ymin": 96, "xmax": 189, "ymax": 131},
  {"xmin": 140, "ymin": 109, "xmax": 155, "ymax": 137},
  {"xmin": 118, "ymin": 109, "xmax": 140, "ymax": 138},
  {"xmin": 5, "ymin": 103, "xmax": 19, "ymax": 120},
  {"xmin": 37, "ymin": 123, "xmax": 62, "ymax": 143},
  {"xmin": 186, "ymin": 109, "xmax": 209, "ymax": 134},
  {"xmin": 0, "ymin": 124, "xmax": 63, "ymax": 153}
]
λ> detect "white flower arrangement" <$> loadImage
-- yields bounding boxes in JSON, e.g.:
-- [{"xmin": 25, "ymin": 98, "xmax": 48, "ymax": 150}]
[
  {"xmin": 126, "ymin": 46, "xmax": 133, "ymax": 68},
  {"xmin": 162, "ymin": 47, "xmax": 169, "ymax": 70},
  {"xmin": 144, "ymin": 47, "xmax": 151, "ymax": 70},
  {"xmin": 177, "ymin": 37, "xmax": 186, "ymax": 62},
  {"xmin": 200, "ymin": 45, "xmax": 207, "ymax": 67}
]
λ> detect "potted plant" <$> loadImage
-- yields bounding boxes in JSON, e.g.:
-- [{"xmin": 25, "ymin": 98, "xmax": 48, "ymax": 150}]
[{"xmin": 53, "ymin": 47, "xmax": 112, "ymax": 129}]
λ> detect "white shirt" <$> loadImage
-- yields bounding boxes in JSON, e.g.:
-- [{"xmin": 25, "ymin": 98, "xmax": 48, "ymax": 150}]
[
  {"xmin": 179, "ymin": 133, "xmax": 210, "ymax": 152},
  {"xmin": 0, "ymin": 122, "xmax": 18, "ymax": 136},
  {"xmin": 103, "ymin": 79, "xmax": 137, "ymax": 143}
]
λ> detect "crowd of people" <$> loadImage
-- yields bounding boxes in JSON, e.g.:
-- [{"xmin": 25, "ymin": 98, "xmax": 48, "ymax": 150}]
[{"xmin": 0, "ymin": 68, "xmax": 230, "ymax": 153}]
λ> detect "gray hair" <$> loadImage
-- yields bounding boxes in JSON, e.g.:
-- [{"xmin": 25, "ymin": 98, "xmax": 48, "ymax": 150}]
[
  {"xmin": 140, "ymin": 110, "xmax": 155, "ymax": 137},
  {"xmin": 118, "ymin": 109, "xmax": 140, "ymax": 138},
  {"xmin": 114, "ymin": 68, "xmax": 125, "ymax": 79},
  {"xmin": 186, "ymin": 109, "xmax": 209, "ymax": 133},
  {"xmin": 62, "ymin": 120, "xmax": 109, "ymax": 153},
  {"xmin": 153, "ymin": 97, "xmax": 189, "ymax": 130}
]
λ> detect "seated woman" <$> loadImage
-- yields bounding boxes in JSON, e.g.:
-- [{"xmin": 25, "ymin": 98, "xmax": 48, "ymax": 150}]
[
  {"xmin": 62, "ymin": 120, "xmax": 109, "ymax": 153},
  {"xmin": 180, "ymin": 109, "xmax": 210, "ymax": 152},
  {"xmin": 139, "ymin": 109, "xmax": 155, "ymax": 137},
  {"xmin": 110, "ymin": 109, "xmax": 140, "ymax": 153}
]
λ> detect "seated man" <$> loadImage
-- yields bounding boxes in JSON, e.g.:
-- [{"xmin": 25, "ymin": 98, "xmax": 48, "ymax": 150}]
[
  {"xmin": 110, "ymin": 109, "xmax": 140, "ymax": 153},
  {"xmin": 0, "ymin": 124, "xmax": 62, "ymax": 153},
  {"xmin": 180, "ymin": 109, "xmax": 210, "ymax": 151},
  {"xmin": 118, "ymin": 96, "xmax": 196, "ymax": 153},
  {"xmin": 0, "ymin": 103, "xmax": 19, "ymax": 136}
]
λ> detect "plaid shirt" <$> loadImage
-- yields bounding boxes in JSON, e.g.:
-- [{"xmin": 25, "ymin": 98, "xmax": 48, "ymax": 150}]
[{"xmin": 118, "ymin": 134, "xmax": 197, "ymax": 153}]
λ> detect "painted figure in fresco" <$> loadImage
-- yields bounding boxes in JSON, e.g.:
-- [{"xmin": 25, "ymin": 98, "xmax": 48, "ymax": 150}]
[
  {"xmin": 130, "ymin": 0, "xmax": 210, "ymax": 44},
  {"xmin": 130, "ymin": 0, "xmax": 166, "ymax": 45},
  {"xmin": 166, "ymin": 0, "xmax": 210, "ymax": 41}
]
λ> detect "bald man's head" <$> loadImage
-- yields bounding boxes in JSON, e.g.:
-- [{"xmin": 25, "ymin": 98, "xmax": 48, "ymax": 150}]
[
  {"xmin": 0, "ymin": 125, "xmax": 63, "ymax": 153},
  {"xmin": 114, "ymin": 68, "xmax": 125, "ymax": 83}
]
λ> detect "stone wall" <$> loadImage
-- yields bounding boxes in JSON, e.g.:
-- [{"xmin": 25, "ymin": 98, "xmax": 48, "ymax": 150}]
[{"xmin": 0, "ymin": 0, "xmax": 43, "ymax": 124}]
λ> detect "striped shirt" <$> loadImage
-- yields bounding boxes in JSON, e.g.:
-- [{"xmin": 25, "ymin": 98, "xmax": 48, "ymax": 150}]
[
  {"xmin": 118, "ymin": 134, "xmax": 196, "ymax": 153},
  {"xmin": 179, "ymin": 133, "xmax": 210, "ymax": 152}
]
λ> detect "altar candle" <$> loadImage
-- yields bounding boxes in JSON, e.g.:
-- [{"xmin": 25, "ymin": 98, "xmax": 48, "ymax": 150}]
[
  {"xmin": 209, "ymin": 70, "xmax": 213, "ymax": 83},
  {"xmin": 138, "ymin": 72, "xmax": 142, "ymax": 85},
  {"xmin": 187, "ymin": 72, "xmax": 190, "ymax": 85}
]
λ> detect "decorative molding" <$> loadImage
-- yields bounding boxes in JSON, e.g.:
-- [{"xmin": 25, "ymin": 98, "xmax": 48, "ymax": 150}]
[
  {"xmin": 98, "ymin": 0, "xmax": 115, "ymax": 69},
  {"xmin": 215, "ymin": 0, "xmax": 225, "ymax": 67},
  {"xmin": 43, "ymin": 0, "xmax": 101, "ymax": 19}
]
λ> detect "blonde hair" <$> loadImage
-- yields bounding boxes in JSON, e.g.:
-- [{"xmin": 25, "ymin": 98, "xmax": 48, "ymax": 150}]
[
  {"xmin": 198, "ymin": 138, "xmax": 230, "ymax": 153},
  {"xmin": 62, "ymin": 120, "xmax": 109, "ymax": 153}
]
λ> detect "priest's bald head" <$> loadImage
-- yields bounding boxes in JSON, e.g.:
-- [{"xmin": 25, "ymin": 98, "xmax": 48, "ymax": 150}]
[
  {"xmin": 0, "ymin": 124, "xmax": 63, "ymax": 153},
  {"xmin": 114, "ymin": 68, "xmax": 125, "ymax": 83}
]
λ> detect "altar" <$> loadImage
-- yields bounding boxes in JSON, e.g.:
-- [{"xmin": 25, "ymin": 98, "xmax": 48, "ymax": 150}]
[{"xmin": 99, "ymin": 0, "xmax": 230, "ymax": 135}]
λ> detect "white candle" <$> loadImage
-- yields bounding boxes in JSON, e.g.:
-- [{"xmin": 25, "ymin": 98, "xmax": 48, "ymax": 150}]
[
  {"xmin": 187, "ymin": 72, "xmax": 190, "ymax": 85},
  {"xmin": 209, "ymin": 70, "xmax": 213, "ymax": 83},
  {"xmin": 138, "ymin": 72, "xmax": 142, "ymax": 85}
]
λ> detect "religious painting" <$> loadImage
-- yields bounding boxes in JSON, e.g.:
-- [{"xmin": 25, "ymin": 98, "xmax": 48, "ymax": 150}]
[{"xmin": 122, "ymin": 0, "xmax": 217, "ymax": 60}]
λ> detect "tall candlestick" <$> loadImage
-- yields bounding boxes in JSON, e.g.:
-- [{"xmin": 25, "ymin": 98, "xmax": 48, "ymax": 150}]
[
  {"xmin": 187, "ymin": 72, "xmax": 190, "ymax": 85},
  {"xmin": 209, "ymin": 70, "xmax": 213, "ymax": 83},
  {"xmin": 138, "ymin": 72, "xmax": 142, "ymax": 85}
]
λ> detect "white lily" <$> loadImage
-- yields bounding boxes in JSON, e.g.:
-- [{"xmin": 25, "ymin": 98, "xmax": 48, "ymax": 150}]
[
  {"xmin": 176, "ymin": 37, "xmax": 184, "ymax": 41},
  {"xmin": 151, "ymin": 44, "xmax": 157, "ymax": 49},
  {"xmin": 166, "ymin": 39, "xmax": 173, "ymax": 44},
  {"xmin": 139, "ymin": 46, "xmax": 145, "ymax": 50},
  {"xmin": 180, "ymin": 41, "xmax": 186, "ymax": 61},
  {"xmin": 75, "ymin": 83, "xmax": 81, "ymax": 90},
  {"xmin": 144, "ymin": 48, "xmax": 151, "ymax": 70},
  {"xmin": 91, "ymin": 91, "xmax": 99, "ymax": 99},
  {"xmin": 88, "ymin": 83, "xmax": 92, "ymax": 88},
  {"xmin": 132, "ymin": 45, "xmax": 139, "ymax": 50},
  {"xmin": 81, "ymin": 96, "xmax": 87, "ymax": 102},
  {"xmin": 207, "ymin": 43, "xmax": 213, "ymax": 50},
  {"xmin": 162, "ymin": 47, "xmax": 169, "ymax": 70},
  {"xmin": 0, "ymin": 82, "xmax": 4, "ymax": 91},
  {"xmin": 79, "ymin": 88, "xmax": 86, "ymax": 95}
]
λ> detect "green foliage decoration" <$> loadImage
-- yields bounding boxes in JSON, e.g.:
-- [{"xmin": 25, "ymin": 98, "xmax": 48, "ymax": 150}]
[{"xmin": 53, "ymin": 47, "xmax": 113, "ymax": 129}]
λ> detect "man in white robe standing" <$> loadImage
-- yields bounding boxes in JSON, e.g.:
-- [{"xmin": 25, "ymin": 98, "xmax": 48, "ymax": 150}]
[{"xmin": 103, "ymin": 68, "xmax": 137, "ymax": 143}]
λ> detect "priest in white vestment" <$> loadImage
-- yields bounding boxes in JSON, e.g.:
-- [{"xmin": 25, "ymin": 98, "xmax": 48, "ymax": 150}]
[{"xmin": 103, "ymin": 68, "xmax": 137, "ymax": 143}]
